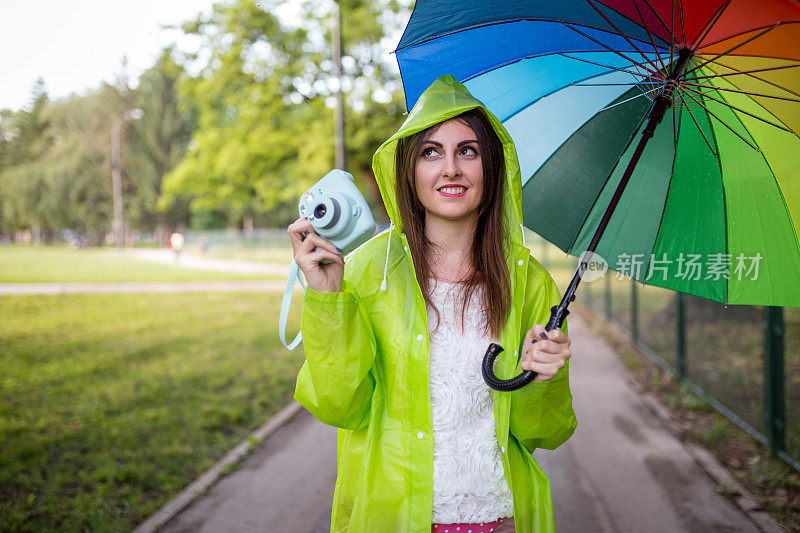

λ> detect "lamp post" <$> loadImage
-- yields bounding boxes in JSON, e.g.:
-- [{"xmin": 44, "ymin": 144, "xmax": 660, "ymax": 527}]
[
  {"xmin": 111, "ymin": 108, "xmax": 142, "ymax": 250},
  {"xmin": 331, "ymin": 0, "xmax": 345, "ymax": 170}
]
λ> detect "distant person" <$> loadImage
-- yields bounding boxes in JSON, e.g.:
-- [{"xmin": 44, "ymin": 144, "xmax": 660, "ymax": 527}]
[
  {"xmin": 198, "ymin": 235, "xmax": 208, "ymax": 258},
  {"xmin": 288, "ymin": 76, "xmax": 575, "ymax": 532},
  {"xmin": 169, "ymin": 232, "xmax": 185, "ymax": 263}
]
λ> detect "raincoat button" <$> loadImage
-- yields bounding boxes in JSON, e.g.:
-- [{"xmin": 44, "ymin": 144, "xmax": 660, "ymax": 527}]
[
  {"xmin": 417, "ymin": 431, "xmax": 424, "ymax": 439},
  {"xmin": 501, "ymin": 446, "xmax": 506, "ymax": 453},
  {"xmin": 416, "ymin": 334, "xmax": 423, "ymax": 341},
  {"xmin": 517, "ymin": 259, "xmax": 524, "ymax": 266},
  {"xmin": 404, "ymin": 245, "xmax": 409, "ymax": 252}
]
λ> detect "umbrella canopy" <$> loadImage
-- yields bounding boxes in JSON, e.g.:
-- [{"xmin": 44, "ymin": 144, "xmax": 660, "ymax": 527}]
[{"xmin": 395, "ymin": 0, "xmax": 800, "ymax": 308}]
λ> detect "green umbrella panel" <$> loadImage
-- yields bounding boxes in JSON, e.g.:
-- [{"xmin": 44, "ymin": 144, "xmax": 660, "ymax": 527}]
[{"xmin": 521, "ymin": 65, "xmax": 800, "ymax": 307}]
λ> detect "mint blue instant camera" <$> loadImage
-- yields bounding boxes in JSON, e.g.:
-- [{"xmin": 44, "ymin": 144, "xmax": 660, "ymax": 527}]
[
  {"xmin": 298, "ymin": 169, "xmax": 376, "ymax": 258},
  {"xmin": 280, "ymin": 170, "xmax": 376, "ymax": 350}
]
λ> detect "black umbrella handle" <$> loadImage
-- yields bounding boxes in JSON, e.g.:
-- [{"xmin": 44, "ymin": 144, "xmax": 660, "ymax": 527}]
[{"xmin": 481, "ymin": 304, "xmax": 570, "ymax": 391}]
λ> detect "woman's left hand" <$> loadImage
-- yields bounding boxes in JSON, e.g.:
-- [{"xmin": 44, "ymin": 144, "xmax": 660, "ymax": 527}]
[{"xmin": 520, "ymin": 324, "xmax": 571, "ymax": 382}]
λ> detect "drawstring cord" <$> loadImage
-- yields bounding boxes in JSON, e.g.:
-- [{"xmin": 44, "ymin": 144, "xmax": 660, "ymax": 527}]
[
  {"xmin": 380, "ymin": 220, "xmax": 394, "ymax": 292},
  {"xmin": 380, "ymin": 221, "xmax": 522, "ymax": 292}
]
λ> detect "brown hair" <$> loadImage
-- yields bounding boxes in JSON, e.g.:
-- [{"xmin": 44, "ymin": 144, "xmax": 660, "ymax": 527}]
[{"xmin": 395, "ymin": 108, "xmax": 511, "ymax": 339}]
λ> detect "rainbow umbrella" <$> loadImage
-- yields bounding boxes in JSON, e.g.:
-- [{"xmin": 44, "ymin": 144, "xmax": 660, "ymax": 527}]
[{"xmin": 395, "ymin": 0, "xmax": 800, "ymax": 390}]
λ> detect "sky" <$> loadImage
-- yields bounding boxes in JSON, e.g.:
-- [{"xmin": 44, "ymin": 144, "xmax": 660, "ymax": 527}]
[{"xmin": 0, "ymin": 0, "xmax": 221, "ymax": 112}]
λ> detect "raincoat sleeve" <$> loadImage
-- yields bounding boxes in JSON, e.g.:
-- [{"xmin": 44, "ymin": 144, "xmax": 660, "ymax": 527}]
[
  {"xmin": 294, "ymin": 285, "xmax": 377, "ymax": 430},
  {"xmin": 509, "ymin": 265, "xmax": 577, "ymax": 452}
]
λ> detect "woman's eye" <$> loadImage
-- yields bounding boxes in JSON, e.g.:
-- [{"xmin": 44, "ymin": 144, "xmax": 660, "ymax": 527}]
[
  {"xmin": 422, "ymin": 147, "xmax": 438, "ymax": 157},
  {"xmin": 460, "ymin": 146, "xmax": 479, "ymax": 157}
]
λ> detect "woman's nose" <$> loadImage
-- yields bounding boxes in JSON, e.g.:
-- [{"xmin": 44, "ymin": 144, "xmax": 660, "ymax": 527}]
[{"xmin": 442, "ymin": 152, "xmax": 461, "ymax": 177}]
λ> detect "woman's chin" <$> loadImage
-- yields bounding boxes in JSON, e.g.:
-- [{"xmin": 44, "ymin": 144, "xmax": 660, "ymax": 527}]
[{"xmin": 426, "ymin": 209, "xmax": 480, "ymax": 225}]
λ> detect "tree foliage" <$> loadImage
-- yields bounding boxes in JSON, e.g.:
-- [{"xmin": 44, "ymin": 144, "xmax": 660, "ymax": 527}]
[
  {"xmin": 160, "ymin": 0, "xmax": 409, "ymax": 227},
  {"xmin": 0, "ymin": 82, "xmax": 125, "ymax": 242},
  {"xmin": 126, "ymin": 49, "xmax": 196, "ymax": 236},
  {"xmin": 0, "ymin": 0, "xmax": 409, "ymax": 241}
]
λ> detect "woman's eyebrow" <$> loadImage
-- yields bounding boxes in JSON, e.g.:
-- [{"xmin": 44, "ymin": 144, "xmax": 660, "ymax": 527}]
[{"xmin": 421, "ymin": 139, "xmax": 478, "ymax": 148}]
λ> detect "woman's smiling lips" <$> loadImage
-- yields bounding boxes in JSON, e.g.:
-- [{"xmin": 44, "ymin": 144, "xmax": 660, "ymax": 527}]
[{"xmin": 437, "ymin": 185, "xmax": 468, "ymax": 197}]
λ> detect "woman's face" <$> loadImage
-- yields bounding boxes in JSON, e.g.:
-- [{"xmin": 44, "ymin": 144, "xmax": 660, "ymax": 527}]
[{"xmin": 414, "ymin": 118, "xmax": 484, "ymax": 227}]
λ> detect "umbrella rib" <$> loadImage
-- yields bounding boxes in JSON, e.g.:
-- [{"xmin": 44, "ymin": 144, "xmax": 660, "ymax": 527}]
[
  {"xmin": 632, "ymin": 77, "xmax": 659, "ymax": 99},
  {"xmin": 670, "ymin": 105, "xmax": 678, "ymax": 150},
  {"xmin": 681, "ymin": 81, "xmax": 800, "ymax": 103},
  {"xmin": 689, "ymin": 0, "xmax": 733, "ymax": 50},
  {"xmin": 584, "ymin": 0, "xmax": 664, "ymax": 76},
  {"xmin": 693, "ymin": 63, "xmax": 800, "ymax": 136},
  {"xmin": 708, "ymin": 62, "xmax": 800, "ymax": 96},
  {"xmin": 680, "ymin": 83, "xmax": 798, "ymax": 136},
  {"xmin": 701, "ymin": 85, "xmax": 800, "ymax": 270},
  {"xmin": 697, "ymin": 20, "xmax": 800, "ymax": 50},
  {"xmin": 500, "ymin": 63, "xmax": 650, "ymax": 122},
  {"xmin": 557, "ymin": 52, "xmax": 655, "ymax": 79},
  {"xmin": 703, "ymin": 104, "xmax": 729, "ymax": 308},
  {"xmin": 630, "ymin": 0, "xmax": 668, "ymax": 73},
  {"xmin": 573, "ymin": 82, "xmax": 645, "ymax": 86},
  {"xmin": 672, "ymin": 104, "xmax": 679, "ymax": 149},
  {"xmin": 684, "ymin": 25, "xmax": 780, "ymax": 77},
  {"xmin": 678, "ymin": 0, "xmax": 686, "ymax": 45},
  {"xmin": 680, "ymin": 100, "xmax": 719, "ymax": 157},
  {"xmin": 677, "ymin": 86, "xmax": 761, "ymax": 151},
  {"xmin": 644, "ymin": 103, "xmax": 682, "ymax": 289},
  {"xmin": 597, "ymin": 85, "xmax": 661, "ymax": 113},
  {"xmin": 679, "ymin": 84, "xmax": 793, "ymax": 134},
  {"xmin": 669, "ymin": 0, "xmax": 676, "ymax": 66},
  {"xmin": 682, "ymin": 63, "xmax": 800, "ymax": 83},
  {"xmin": 638, "ymin": 0, "xmax": 673, "ymax": 41},
  {"xmin": 561, "ymin": 21, "xmax": 659, "ymax": 77},
  {"xmin": 566, "ymin": 109, "xmax": 650, "ymax": 256}
]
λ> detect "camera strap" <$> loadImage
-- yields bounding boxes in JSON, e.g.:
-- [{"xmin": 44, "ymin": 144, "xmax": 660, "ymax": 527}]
[{"xmin": 279, "ymin": 258, "xmax": 305, "ymax": 350}]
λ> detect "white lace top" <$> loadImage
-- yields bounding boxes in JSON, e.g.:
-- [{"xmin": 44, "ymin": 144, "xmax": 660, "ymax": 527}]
[{"xmin": 426, "ymin": 280, "xmax": 514, "ymax": 523}]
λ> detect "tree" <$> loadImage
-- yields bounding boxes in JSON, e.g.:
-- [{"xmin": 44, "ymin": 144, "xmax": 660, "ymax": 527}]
[
  {"xmin": 125, "ymin": 48, "xmax": 196, "ymax": 240},
  {"xmin": 159, "ymin": 0, "xmax": 410, "ymax": 228},
  {"xmin": 0, "ymin": 83, "xmax": 127, "ymax": 243},
  {"xmin": 0, "ymin": 79, "xmax": 56, "ymax": 239}
]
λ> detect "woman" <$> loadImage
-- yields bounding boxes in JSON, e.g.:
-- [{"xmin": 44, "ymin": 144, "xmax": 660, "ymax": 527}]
[{"xmin": 288, "ymin": 75, "xmax": 576, "ymax": 533}]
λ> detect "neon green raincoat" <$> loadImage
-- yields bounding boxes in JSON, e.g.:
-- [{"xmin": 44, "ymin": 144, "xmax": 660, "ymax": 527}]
[{"xmin": 295, "ymin": 75, "xmax": 577, "ymax": 533}]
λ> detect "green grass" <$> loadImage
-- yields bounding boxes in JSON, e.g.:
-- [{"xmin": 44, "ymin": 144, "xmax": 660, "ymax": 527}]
[
  {"xmin": 0, "ymin": 245, "xmax": 272, "ymax": 283},
  {"xmin": 0, "ymin": 291, "xmax": 304, "ymax": 531}
]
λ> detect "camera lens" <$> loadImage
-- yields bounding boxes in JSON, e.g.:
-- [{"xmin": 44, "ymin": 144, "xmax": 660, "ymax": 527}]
[{"xmin": 314, "ymin": 204, "xmax": 327, "ymax": 218}]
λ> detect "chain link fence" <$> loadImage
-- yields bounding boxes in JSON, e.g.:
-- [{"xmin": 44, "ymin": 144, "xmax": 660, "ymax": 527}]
[
  {"xmin": 573, "ymin": 247, "xmax": 800, "ymax": 471},
  {"xmin": 182, "ymin": 228, "xmax": 294, "ymax": 264}
]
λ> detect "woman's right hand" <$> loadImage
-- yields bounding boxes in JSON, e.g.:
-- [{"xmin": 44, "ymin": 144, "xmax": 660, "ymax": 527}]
[{"xmin": 287, "ymin": 218, "xmax": 345, "ymax": 293}]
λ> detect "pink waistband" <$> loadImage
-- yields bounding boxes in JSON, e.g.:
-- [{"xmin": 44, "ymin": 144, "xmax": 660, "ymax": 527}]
[{"xmin": 431, "ymin": 518, "xmax": 503, "ymax": 533}]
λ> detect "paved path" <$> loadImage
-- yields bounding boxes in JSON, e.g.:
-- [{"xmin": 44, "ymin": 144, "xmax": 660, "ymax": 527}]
[
  {"xmin": 157, "ymin": 313, "xmax": 768, "ymax": 533},
  {"xmin": 0, "ymin": 281, "xmax": 290, "ymax": 295},
  {"xmin": 122, "ymin": 248, "xmax": 290, "ymax": 276},
  {"xmin": 535, "ymin": 315, "xmax": 759, "ymax": 532},
  {"xmin": 161, "ymin": 408, "xmax": 336, "ymax": 533}
]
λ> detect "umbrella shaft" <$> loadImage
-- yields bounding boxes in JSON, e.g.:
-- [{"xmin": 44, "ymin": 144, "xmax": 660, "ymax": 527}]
[{"xmin": 549, "ymin": 48, "xmax": 693, "ymax": 331}]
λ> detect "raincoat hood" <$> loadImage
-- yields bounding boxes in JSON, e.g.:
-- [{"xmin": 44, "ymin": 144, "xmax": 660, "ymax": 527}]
[{"xmin": 372, "ymin": 75, "xmax": 524, "ymax": 241}]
